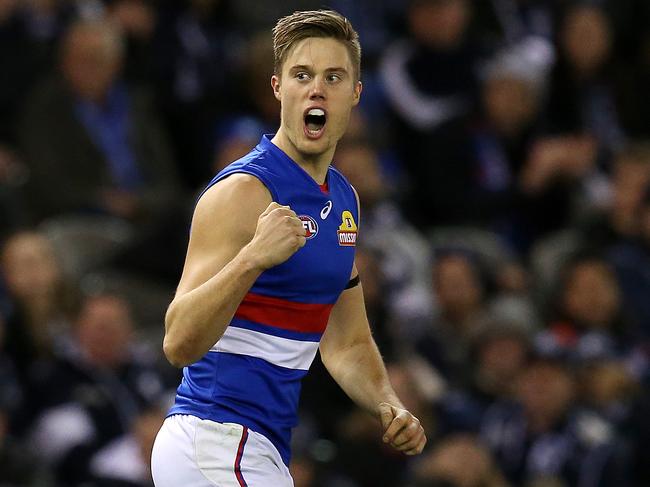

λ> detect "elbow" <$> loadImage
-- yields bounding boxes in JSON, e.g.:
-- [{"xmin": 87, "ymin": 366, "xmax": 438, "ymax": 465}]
[
  {"xmin": 162, "ymin": 334, "xmax": 193, "ymax": 368},
  {"xmin": 163, "ymin": 306, "xmax": 195, "ymax": 368}
]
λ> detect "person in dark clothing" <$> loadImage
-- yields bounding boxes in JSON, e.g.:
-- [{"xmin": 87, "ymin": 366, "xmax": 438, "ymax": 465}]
[{"xmin": 18, "ymin": 18, "xmax": 181, "ymax": 224}]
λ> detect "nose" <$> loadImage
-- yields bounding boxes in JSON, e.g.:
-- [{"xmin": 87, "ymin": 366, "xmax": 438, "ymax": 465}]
[{"xmin": 309, "ymin": 76, "xmax": 326, "ymax": 100}]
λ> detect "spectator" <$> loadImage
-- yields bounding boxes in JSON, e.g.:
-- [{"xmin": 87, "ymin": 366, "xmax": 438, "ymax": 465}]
[
  {"xmin": 380, "ymin": 0, "xmax": 486, "ymax": 228},
  {"xmin": 465, "ymin": 39, "xmax": 555, "ymax": 248},
  {"xmin": 538, "ymin": 253, "xmax": 635, "ymax": 361},
  {"xmin": 18, "ymin": 18, "xmax": 180, "ymax": 224},
  {"xmin": 25, "ymin": 292, "xmax": 165, "ymax": 486},
  {"xmin": 481, "ymin": 358, "xmax": 626, "ymax": 486},
  {"xmin": 0, "ymin": 230, "xmax": 76, "ymax": 379},
  {"xmin": 415, "ymin": 249, "xmax": 492, "ymax": 386},
  {"xmin": 545, "ymin": 4, "xmax": 625, "ymax": 158},
  {"xmin": 438, "ymin": 322, "xmax": 532, "ymax": 434}
]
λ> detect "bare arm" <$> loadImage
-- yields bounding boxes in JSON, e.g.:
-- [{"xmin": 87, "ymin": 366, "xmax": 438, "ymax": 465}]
[
  {"xmin": 163, "ymin": 174, "xmax": 306, "ymax": 367},
  {"xmin": 319, "ymin": 264, "xmax": 427, "ymax": 455}
]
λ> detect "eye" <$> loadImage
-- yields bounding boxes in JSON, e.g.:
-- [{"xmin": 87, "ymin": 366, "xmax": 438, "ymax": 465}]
[
  {"xmin": 295, "ymin": 72, "xmax": 310, "ymax": 81},
  {"xmin": 327, "ymin": 73, "xmax": 342, "ymax": 83}
]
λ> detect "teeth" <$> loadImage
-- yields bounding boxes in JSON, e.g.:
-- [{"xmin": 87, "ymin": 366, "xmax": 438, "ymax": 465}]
[{"xmin": 308, "ymin": 108, "xmax": 325, "ymax": 117}]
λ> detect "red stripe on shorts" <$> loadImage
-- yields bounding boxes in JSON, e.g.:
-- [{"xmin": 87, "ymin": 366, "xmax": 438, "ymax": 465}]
[{"xmin": 234, "ymin": 426, "xmax": 249, "ymax": 487}]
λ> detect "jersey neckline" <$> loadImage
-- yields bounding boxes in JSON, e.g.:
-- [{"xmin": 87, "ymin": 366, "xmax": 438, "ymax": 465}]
[{"xmin": 258, "ymin": 134, "xmax": 331, "ymax": 196}]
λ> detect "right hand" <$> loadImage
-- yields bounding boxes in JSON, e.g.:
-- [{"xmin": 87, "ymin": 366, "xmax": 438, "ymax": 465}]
[{"xmin": 244, "ymin": 202, "xmax": 307, "ymax": 270}]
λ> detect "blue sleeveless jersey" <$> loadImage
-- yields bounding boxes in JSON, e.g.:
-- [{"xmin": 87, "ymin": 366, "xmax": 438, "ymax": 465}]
[{"xmin": 168, "ymin": 135, "xmax": 358, "ymax": 466}]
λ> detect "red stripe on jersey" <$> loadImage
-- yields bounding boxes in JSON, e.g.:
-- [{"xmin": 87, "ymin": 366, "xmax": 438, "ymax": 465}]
[
  {"xmin": 235, "ymin": 292, "xmax": 333, "ymax": 334},
  {"xmin": 234, "ymin": 426, "xmax": 249, "ymax": 487}
]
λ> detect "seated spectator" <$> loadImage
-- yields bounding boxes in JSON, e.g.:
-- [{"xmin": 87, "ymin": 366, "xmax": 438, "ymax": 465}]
[
  {"xmin": 544, "ymin": 3, "xmax": 625, "ymax": 159},
  {"xmin": 0, "ymin": 230, "xmax": 77, "ymax": 380},
  {"xmin": 465, "ymin": 39, "xmax": 555, "ymax": 249},
  {"xmin": 537, "ymin": 252, "xmax": 635, "ymax": 361},
  {"xmin": 379, "ymin": 0, "xmax": 486, "ymax": 228},
  {"xmin": 380, "ymin": 0, "xmax": 480, "ymax": 134},
  {"xmin": 481, "ymin": 357, "xmax": 626, "ymax": 486},
  {"xmin": 414, "ymin": 249, "xmax": 492, "ymax": 386},
  {"xmin": 18, "ymin": 18, "xmax": 180, "ymax": 225},
  {"xmin": 24, "ymin": 291, "xmax": 165, "ymax": 486},
  {"xmin": 438, "ymin": 322, "xmax": 532, "ymax": 434}
]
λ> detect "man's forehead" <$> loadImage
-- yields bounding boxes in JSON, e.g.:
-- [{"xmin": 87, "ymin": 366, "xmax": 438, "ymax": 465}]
[{"xmin": 284, "ymin": 37, "xmax": 352, "ymax": 71}]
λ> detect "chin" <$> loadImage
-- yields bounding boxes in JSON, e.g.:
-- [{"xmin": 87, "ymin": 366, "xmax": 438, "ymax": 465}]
[{"xmin": 297, "ymin": 136, "xmax": 331, "ymax": 156}]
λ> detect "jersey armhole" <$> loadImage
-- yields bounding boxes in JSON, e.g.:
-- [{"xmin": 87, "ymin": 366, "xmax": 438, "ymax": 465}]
[{"xmin": 198, "ymin": 167, "xmax": 280, "ymax": 204}]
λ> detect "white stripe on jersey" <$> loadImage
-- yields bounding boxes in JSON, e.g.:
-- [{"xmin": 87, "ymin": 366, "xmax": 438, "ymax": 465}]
[{"xmin": 210, "ymin": 326, "xmax": 319, "ymax": 370}]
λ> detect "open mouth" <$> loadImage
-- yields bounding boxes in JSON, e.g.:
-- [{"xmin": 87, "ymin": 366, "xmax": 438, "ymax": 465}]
[{"xmin": 304, "ymin": 108, "xmax": 326, "ymax": 138}]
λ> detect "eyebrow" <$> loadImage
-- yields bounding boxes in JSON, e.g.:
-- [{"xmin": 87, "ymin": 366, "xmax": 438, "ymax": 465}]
[{"xmin": 289, "ymin": 64, "xmax": 349, "ymax": 74}]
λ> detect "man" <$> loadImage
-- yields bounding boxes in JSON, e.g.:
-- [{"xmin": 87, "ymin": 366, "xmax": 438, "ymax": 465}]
[
  {"xmin": 18, "ymin": 19, "xmax": 179, "ymax": 223},
  {"xmin": 151, "ymin": 10, "xmax": 426, "ymax": 486}
]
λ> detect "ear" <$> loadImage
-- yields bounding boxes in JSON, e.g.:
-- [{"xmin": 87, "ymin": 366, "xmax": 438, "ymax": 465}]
[
  {"xmin": 352, "ymin": 80, "xmax": 362, "ymax": 106},
  {"xmin": 271, "ymin": 75, "xmax": 281, "ymax": 101}
]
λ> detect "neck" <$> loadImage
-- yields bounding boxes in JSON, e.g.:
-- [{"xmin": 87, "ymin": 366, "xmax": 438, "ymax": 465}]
[{"xmin": 271, "ymin": 129, "xmax": 333, "ymax": 184}]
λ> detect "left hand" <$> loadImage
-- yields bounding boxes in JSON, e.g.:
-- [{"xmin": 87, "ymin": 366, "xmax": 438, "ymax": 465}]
[{"xmin": 379, "ymin": 402, "xmax": 427, "ymax": 455}]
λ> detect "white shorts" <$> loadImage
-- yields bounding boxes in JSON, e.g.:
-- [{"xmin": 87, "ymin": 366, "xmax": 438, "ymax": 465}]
[{"xmin": 151, "ymin": 415, "xmax": 294, "ymax": 487}]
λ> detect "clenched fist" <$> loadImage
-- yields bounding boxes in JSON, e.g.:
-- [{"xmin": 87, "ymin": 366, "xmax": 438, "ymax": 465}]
[
  {"xmin": 244, "ymin": 202, "xmax": 307, "ymax": 270},
  {"xmin": 379, "ymin": 402, "xmax": 427, "ymax": 455}
]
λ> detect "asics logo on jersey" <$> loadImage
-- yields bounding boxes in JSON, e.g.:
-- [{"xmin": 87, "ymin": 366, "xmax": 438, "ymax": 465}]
[{"xmin": 320, "ymin": 200, "xmax": 332, "ymax": 219}]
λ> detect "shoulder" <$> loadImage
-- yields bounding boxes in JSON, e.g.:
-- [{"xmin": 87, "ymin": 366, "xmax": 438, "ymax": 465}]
[{"xmin": 194, "ymin": 173, "xmax": 272, "ymax": 228}]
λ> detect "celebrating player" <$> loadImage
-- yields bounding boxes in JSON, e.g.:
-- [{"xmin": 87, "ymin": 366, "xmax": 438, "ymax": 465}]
[{"xmin": 151, "ymin": 10, "xmax": 426, "ymax": 487}]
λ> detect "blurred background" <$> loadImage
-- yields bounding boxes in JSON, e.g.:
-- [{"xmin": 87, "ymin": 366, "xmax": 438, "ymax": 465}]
[{"xmin": 0, "ymin": 0, "xmax": 649, "ymax": 486}]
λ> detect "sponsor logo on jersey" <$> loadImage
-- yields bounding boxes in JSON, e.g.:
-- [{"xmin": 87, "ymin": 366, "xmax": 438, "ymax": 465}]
[
  {"xmin": 299, "ymin": 215, "xmax": 319, "ymax": 239},
  {"xmin": 337, "ymin": 210, "xmax": 357, "ymax": 246}
]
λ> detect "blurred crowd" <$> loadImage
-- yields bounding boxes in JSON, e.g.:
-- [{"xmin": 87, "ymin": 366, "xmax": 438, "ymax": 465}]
[{"xmin": 0, "ymin": 0, "xmax": 649, "ymax": 486}]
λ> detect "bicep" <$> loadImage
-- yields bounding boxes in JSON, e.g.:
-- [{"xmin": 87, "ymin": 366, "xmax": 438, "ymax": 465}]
[{"xmin": 173, "ymin": 174, "xmax": 272, "ymax": 298}]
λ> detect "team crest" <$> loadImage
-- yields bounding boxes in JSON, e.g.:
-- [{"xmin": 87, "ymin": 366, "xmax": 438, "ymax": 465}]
[
  {"xmin": 337, "ymin": 211, "xmax": 357, "ymax": 246},
  {"xmin": 299, "ymin": 215, "xmax": 319, "ymax": 239}
]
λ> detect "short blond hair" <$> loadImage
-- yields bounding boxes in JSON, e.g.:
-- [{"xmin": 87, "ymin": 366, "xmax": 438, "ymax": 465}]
[{"xmin": 272, "ymin": 10, "xmax": 361, "ymax": 81}]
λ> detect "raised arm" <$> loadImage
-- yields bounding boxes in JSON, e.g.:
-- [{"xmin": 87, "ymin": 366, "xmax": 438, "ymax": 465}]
[
  {"xmin": 319, "ymin": 264, "xmax": 427, "ymax": 455},
  {"xmin": 163, "ymin": 174, "xmax": 306, "ymax": 367}
]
